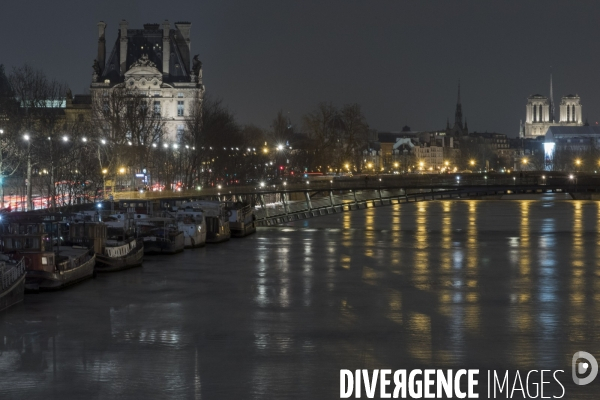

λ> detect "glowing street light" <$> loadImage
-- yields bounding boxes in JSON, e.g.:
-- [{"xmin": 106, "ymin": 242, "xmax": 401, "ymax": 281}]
[
  {"xmin": 277, "ymin": 144, "xmax": 283, "ymax": 151},
  {"xmin": 23, "ymin": 133, "xmax": 30, "ymax": 141},
  {"xmin": 62, "ymin": 135, "xmax": 68, "ymax": 142},
  {"xmin": 470, "ymin": 159, "xmax": 475, "ymax": 166},
  {"xmin": 119, "ymin": 167, "xmax": 125, "ymax": 174}
]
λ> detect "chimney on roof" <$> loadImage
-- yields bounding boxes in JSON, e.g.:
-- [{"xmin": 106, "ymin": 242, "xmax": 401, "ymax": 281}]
[
  {"xmin": 162, "ymin": 20, "xmax": 170, "ymax": 77},
  {"xmin": 175, "ymin": 22, "xmax": 192, "ymax": 68},
  {"xmin": 119, "ymin": 20, "xmax": 128, "ymax": 75},
  {"xmin": 97, "ymin": 21, "xmax": 107, "ymax": 73}
]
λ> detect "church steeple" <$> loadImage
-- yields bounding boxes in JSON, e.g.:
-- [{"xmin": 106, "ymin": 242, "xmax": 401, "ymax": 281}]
[
  {"xmin": 454, "ymin": 81, "xmax": 463, "ymax": 129},
  {"xmin": 549, "ymin": 72, "xmax": 555, "ymax": 122}
]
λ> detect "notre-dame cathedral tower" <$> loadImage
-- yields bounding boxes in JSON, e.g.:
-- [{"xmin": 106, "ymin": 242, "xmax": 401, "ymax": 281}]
[{"xmin": 521, "ymin": 75, "xmax": 582, "ymax": 137}]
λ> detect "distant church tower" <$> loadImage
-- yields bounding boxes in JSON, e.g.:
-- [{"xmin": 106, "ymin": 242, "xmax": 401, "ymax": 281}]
[
  {"xmin": 447, "ymin": 82, "xmax": 468, "ymax": 136},
  {"xmin": 523, "ymin": 74, "xmax": 582, "ymax": 137}
]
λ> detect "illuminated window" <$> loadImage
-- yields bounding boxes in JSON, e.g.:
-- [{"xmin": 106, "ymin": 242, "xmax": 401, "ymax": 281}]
[{"xmin": 177, "ymin": 101, "xmax": 184, "ymax": 116}]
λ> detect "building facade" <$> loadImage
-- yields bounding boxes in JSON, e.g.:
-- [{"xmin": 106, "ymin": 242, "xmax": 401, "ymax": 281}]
[
  {"xmin": 90, "ymin": 20, "xmax": 204, "ymax": 141},
  {"xmin": 522, "ymin": 76, "xmax": 583, "ymax": 138}
]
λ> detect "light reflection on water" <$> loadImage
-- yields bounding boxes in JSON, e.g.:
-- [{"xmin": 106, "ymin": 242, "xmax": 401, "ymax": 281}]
[{"xmin": 1, "ymin": 199, "xmax": 600, "ymax": 398}]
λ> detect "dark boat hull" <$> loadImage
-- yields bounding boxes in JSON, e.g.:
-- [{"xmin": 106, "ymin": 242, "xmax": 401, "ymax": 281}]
[
  {"xmin": 96, "ymin": 243, "xmax": 144, "ymax": 272},
  {"xmin": 230, "ymin": 222, "xmax": 256, "ymax": 238},
  {"xmin": 143, "ymin": 233, "xmax": 184, "ymax": 255},
  {"xmin": 0, "ymin": 273, "xmax": 26, "ymax": 312},
  {"xmin": 25, "ymin": 255, "xmax": 96, "ymax": 292},
  {"xmin": 206, "ymin": 232, "xmax": 231, "ymax": 243}
]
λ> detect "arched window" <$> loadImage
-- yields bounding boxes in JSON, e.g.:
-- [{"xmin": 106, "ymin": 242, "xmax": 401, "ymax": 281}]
[
  {"xmin": 567, "ymin": 104, "xmax": 570, "ymax": 122},
  {"xmin": 533, "ymin": 105, "xmax": 537, "ymax": 122},
  {"xmin": 539, "ymin": 104, "xmax": 543, "ymax": 121},
  {"xmin": 572, "ymin": 105, "xmax": 576, "ymax": 122}
]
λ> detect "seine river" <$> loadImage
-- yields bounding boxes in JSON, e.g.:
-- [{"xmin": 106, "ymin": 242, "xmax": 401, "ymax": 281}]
[{"xmin": 1, "ymin": 196, "xmax": 600, "ymax": 399}]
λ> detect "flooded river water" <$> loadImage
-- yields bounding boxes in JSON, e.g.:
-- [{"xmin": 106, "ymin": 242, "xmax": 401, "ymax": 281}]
[{"xmin": 1, "ymin": 197, "xmax": 600, "ymax": 399}]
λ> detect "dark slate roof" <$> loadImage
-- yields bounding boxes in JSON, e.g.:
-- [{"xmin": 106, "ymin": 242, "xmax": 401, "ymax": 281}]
[
  {"xmin": 378, "ymin": 132, "xmax": 417, "ymax": 143},
  {"xmin": 100, "ymin": 25, "xmax": 191, "ymax": 84},
  {"xmin": 546, "ymin": 126, "xmax": 600, "ymax": 135},
  {"xmin": 72, "ymin": 95, "xmax": 91, "ymax": 105}
]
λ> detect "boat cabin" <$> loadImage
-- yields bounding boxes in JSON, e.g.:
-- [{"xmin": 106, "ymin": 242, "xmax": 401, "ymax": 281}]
[
  {"xmin": 68, "ymin": 222, "xmax": 107, "ymax": 254},
  {"xmin": 0, "ymin": 233, "xmax": 55, "ymax": 273}
]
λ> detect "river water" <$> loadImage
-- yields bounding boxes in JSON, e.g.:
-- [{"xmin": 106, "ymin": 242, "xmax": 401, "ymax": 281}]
[{"xmin": 1, "ymin": 196, "xmax": 600, "ymax": 399}]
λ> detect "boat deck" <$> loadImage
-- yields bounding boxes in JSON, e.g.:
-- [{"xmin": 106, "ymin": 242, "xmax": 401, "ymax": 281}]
[{"xmin": 56, "ymin": 246, "xmax": 90, "ymax": 258}]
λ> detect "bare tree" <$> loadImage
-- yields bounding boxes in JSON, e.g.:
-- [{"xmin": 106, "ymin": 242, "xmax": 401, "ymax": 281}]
[
  {"xmin": 7, "ymin": 64, "xmax": 67, "ymax": 211},
  {"xmin": 92, "ymin": 86, "xmax": 165, "ymax": 191}
]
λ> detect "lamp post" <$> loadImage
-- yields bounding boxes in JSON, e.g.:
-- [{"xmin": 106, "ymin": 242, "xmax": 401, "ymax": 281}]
[
  {"xmin": 23, "ymin": 133, "xmax": 32, "ymax": 211},
  {"xmin": 102, "ymin": 169, "xmax": 108, "ymax": 200},
  {"xmin": 0, "ymin": 129, "xmax": 4, "ymax": 209}
]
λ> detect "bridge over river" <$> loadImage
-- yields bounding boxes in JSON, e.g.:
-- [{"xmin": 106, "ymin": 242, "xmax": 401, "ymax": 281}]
[{"xmin": 102, "ymin": 172, "xmax": 600, "ymax": 226}]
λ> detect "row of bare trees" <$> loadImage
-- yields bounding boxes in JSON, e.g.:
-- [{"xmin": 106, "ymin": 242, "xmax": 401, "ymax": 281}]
[
  {"xmin": 0, "ymin": 63, "xmax": 377, "ymax": 210},
  {"xmin": 0, "ymin": 64, "xmax": 98, "ymax": 211}
]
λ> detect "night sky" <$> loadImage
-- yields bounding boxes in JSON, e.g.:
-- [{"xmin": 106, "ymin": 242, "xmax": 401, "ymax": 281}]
[{"xmin": 3, "ymin": 0, "xmax": 600, "ymax": 136}]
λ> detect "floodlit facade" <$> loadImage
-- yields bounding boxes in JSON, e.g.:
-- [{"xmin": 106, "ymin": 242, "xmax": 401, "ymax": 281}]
[
  {"xmin": 522, "ymin": 76, "xmax": 583, "ymax": 138},
  {"xmin": 90, "ymin": 20, "xmax": 204, "ymax": 141}
]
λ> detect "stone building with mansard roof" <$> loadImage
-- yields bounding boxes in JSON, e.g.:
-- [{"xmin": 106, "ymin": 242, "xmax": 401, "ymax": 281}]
[{"xmin": 90, "ymin": 20, "xmax": 204, "ymax": 141}]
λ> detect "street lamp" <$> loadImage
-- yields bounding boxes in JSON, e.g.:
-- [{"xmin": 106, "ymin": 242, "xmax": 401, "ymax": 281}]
[
  {"xmin": 102, "ymin": 169, "xmax": 108, "ymax": 200},
  {"xmin": 23, "ymin": 133, "xmax": 32, "ymax": 211}
]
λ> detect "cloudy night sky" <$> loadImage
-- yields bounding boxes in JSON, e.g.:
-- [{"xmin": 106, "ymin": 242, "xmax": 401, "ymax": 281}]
[{"xmin": 3, "ymin": 0, "xmax": 600, "ymax": 136}]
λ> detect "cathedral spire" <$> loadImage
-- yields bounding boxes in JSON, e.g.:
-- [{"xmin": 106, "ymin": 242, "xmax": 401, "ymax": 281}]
[
  {"xmin": 454, "ymin": 81, "xmax": 463, "ymax": 129},
  {"xmin": 549, "ymin": 71, "xmax": 555, "ymax": 122}
]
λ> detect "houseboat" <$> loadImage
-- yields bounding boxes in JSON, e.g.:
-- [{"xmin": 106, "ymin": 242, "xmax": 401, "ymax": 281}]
[
  {"xmin": 176, "ymin": 212, "xmax": 206, "ymax": 248},
  {"xmin": 0, "ymin": 258, "xmax": 26, "ymax": 312},
  {"xmin": 136, "ymin": 217, "xmax": 184, "ymax": 254},
  {"xmin": 224, "ymin": 202, "xmax": 256, "ymax": 237},
  {"xmin": 68, "ymin": 220, "xmax": 144, "ymax": 272},
  {"xmin": 179, "ymin": 201, "xmax": 230, "ymax": 243},
  {"xmin": 0, "ymin": 223, "xmax": 95, "ymax": 291}
]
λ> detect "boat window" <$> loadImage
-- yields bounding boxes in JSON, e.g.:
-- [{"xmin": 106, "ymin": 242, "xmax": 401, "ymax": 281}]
[
  {"xmin": 24, "ymin": 238, "xmax": 39, "ymax": 249},
  {"xmin": 42, "ymin": 257, "xmax": 48, "ymax": 265}
]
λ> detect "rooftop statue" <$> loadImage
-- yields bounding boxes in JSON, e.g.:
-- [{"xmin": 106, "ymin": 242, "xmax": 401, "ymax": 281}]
[
  {"xmin": 192, "ymin": 55, "xmax": 202, "ymax": 76},
  {"xmin": 131, "ymin": 54, "xmax": 157, "ymax": 69},
  {"xmin": 92, "ymin": 59, "xmax": 101, "ymax": 76}
]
